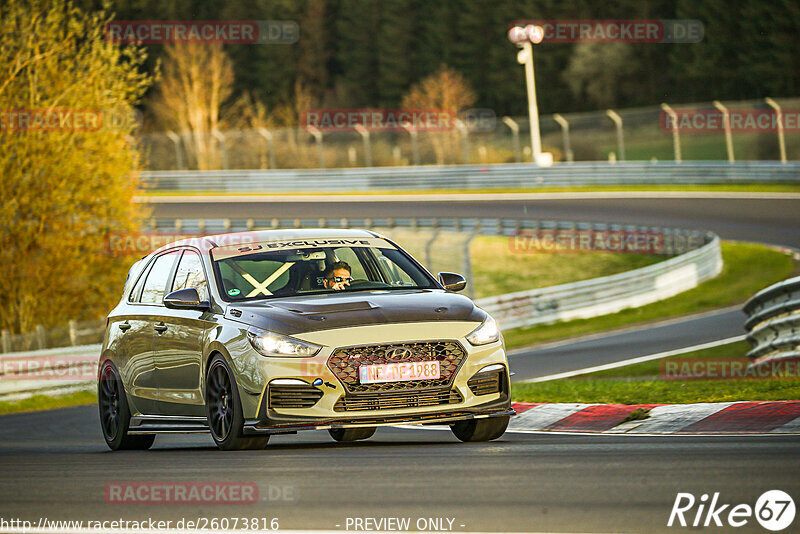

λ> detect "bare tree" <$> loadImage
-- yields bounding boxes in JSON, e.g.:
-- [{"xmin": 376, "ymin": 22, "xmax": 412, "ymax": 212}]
[
  {"xmin": 402, "ymin": 66, "xmax": 476, "ymax": 164},
  {"xmin": 150, "ymin": 43, "xmax": 233, "ymax": 170}
]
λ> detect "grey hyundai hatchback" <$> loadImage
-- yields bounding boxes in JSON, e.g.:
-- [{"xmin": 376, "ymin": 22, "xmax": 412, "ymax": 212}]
[{"xmin": 99, "ymin": 229, "xmax": 512, "ymax": 450}]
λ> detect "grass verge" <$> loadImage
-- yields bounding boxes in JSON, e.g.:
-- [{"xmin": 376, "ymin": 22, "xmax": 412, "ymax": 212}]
[
  {"xmin": 0, "ymin": 390, "xmax": 96, "ymax": 415},
  {"xmin": 503, "ymin": 242, "xmax": 796, "ymax": 350},
  {"xmin": 511, "ymin": 341, "xmax": 800, "ymax": 404},
  {"xmin": 471, "ymin": 235, "xmax": 661, "ymax": 298}
]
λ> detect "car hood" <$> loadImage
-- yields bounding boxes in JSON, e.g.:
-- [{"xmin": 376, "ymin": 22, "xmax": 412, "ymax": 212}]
[{"xmin": 224, "ymin": 289, "xmax": 486, "ymax": 336}]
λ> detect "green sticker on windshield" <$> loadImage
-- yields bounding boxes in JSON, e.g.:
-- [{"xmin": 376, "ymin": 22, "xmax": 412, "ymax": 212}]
[{"xmin": 227, "ymin": 288, "xmax": 241, "ymax": 296}]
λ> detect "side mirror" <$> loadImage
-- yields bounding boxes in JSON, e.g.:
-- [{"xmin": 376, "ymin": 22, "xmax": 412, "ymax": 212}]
[
  {"xmin": 164, "ymin": 288, "xmax": 210, "ymax": 310},
  {"xmin": 438, "ymin": 272, "xmax": 467, "ymax": 292}
]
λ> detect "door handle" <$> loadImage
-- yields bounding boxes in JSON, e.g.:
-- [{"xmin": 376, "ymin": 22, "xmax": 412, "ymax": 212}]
[
  {"xmin": 118, "ymin": 322, "xmax": 131, "ymax": 332},
  {"xmin": 154, "ymin": 323, "xmax": 168, "ymax": 333}
]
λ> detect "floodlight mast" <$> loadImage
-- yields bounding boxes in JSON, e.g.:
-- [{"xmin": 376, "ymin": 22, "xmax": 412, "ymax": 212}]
[{"xmin": 508, "ymin": 24, "xmax": 549, "ymax": 165}]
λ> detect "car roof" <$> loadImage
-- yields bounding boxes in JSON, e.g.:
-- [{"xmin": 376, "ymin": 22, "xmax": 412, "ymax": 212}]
[{"xmin": 151, "ymin": 228, "xmax": 384, "ymax": 254}]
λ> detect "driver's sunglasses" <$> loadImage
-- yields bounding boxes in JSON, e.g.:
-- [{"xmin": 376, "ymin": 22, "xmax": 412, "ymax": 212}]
[{"xmin": 331, "ymin": 276, "xmax": 353, "ymax": 283}]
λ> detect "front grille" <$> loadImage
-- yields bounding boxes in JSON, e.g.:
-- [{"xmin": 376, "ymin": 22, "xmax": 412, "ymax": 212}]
[
  {"xmin": 467, "ymin": 369, "xmax": 504, "ymax": 396},
  {"xmin": 268, "ymin": 384, "xmax": 323, "ymax": 409},
  {"xmin": 327, "ymin": 340, "xmax": 467, "ymax": 393},
  {"xmin": 334, "ymin": 388, "xmax": 462, "ymax": 412}
]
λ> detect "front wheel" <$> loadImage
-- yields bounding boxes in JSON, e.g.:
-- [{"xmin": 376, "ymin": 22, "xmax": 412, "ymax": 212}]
[
  {"xmin": 205, "ymin": 355, "xmax": 269, "ymax": 451},
  {"xmin": 329, "ymin": 427, "xmax": 376, "ymax": 442},
  {"xmin": 451, "ymin": 415, "xmax": 509, "ymax": 442},
  {"xmin": 98, "ymin": 360, "xmax": 155, "ymax": 451}
]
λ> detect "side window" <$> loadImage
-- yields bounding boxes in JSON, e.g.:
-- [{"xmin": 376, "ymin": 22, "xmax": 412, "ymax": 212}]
[
  {"xmin": 172, "ymin": 250, "xmax": 209, "ymax": 300},
  {"xmin": 127, "ymin": 260, "xmax": 147, "ymax": 303},
  {"xmin": 140, "ymin": 253, "xmax": 177, "ymax": 304},
  {"xmin": 373, "ymin": 248, "xmax": 418, "ymax": 286}
]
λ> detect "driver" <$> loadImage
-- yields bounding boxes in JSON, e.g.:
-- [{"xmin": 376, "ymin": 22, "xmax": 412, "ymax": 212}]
[{"xmin": 322, "ymin": 261, "xmax": 352, "ymax": 291}]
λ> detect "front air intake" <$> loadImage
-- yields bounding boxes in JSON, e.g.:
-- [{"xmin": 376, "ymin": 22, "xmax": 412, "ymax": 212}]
[
  {"xmin": 467, "ymin": 367, "xmax": 506, "ymax": 396},
  {"xmin": 268, "ymin": 384, "xmax": 323, "ymax": 409}
]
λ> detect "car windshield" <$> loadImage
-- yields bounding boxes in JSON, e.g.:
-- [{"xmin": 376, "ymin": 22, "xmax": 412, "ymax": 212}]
[{"xmin": 210, "ymin": 237, "xmax": 436, "ymax": 300}]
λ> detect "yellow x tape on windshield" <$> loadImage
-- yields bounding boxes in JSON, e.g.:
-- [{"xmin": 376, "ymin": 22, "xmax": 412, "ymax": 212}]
[{"xmin": 244, "ymin": 262, "xmax": 294, "ymax": 297}]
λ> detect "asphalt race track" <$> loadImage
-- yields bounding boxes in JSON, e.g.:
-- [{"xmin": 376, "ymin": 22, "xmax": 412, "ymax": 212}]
[
  {"xmin": 1, "ymin": 193, "xmax": 798, "ymax": 533},
  {"xmin": 146, "ymin": 194, "xmax": 800, "ymax": 248},
  {"xmin": 0, "ymin": 406, "xmax": 799, "ymax": 533},
  {"xmin": 509, "ymin": 307, "xmax": 746, "ymax": 381}
]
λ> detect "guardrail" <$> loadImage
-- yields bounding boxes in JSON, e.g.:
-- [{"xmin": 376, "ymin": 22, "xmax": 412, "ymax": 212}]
[
  {"xmin": 140, "ymin": 161, "xmax": 800, "ymax": 192},
  {"xmin": 744, "ymin": 276, "xmax": 800, "ymax": 365},
  {"xmin": 0, "ymin": 217, "xmax": 723, "ymax": 400},
  {"xmin": 0, "ymin": 344, "xmax": 100, "ymax": 401}
]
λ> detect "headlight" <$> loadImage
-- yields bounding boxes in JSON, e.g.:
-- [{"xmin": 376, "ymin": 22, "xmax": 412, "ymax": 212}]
[
  {"xmin": 247, "ymin": 328, "xmax": 322, "ymax": 357},
  {"xmin": 466, "ymin": 316, "xmax": 500, "ymax": 346}
]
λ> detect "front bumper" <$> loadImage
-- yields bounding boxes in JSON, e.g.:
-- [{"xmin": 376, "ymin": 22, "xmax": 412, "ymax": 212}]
[
  {"xmin": 243, "ymin": 397, "xmax": 514, "ymax": 435},
  {"xmin": 234, "ymin": 321, "xmax": 511, "ymax": 432}
]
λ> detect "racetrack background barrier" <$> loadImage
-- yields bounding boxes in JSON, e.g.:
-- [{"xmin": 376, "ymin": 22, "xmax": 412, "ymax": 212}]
[{"xmin": 140, "ymin": 161, "xmax": 800, "ymax": 192}]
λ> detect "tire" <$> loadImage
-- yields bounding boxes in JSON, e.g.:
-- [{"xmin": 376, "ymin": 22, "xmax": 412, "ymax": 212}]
[
  {"xmin": 329, "ymin": 427, "xmax": 376, "ymax": 442},
  {"xmin": 205, "ymin": 355, "xmax": 269, "ymax": 451},
  {"xmin": 451, "ymin": 415, "xmax": 509, "ymax": 442},
  {"xmin": 98, "ymin": 360, "xmax": 155, "ymax": 451}
]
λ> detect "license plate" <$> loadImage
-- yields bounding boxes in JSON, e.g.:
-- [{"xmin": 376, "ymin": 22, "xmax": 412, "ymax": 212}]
[{"xmin": 359, "ymin": 360, "xmax": 440, "ymax": 384}]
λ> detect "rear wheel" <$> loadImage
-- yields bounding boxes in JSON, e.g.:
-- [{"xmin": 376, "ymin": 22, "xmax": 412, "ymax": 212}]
[
  {"xmin": 329, "ymin": 427, "xmax": 376, "ymax": 442},
  {"xmin": 98, "ymin": 361, "xmax": 155, "ymax": 451},
  {"xmin": 205, "ymin": 355, "xmax": 269, "ymax": 451},
  {"xmin": 451, "ymin": 415, "xmax": 509, "ymax": 442}
]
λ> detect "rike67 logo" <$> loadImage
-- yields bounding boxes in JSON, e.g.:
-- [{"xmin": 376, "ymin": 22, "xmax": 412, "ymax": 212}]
[{"xmin": 668, "ymin": 490, "xmax": 795, "ymax": 531}]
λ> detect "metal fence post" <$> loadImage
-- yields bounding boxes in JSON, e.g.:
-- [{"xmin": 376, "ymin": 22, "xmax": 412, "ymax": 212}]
[
  {"xmin": 553, "ymin": 114, "xmax": 573, "ymax": 163},
  {"xmin": 403, "ymin": 125, "xmax": 419, "ymax": 165},
  {"xmin": 712, "ymin": 101, "xmax": 735, "ymax": 163},
  {"xmin": 35, "ymin": 325, "xmax": 46, "ymax": 350},
  {"xmin": 354, "ymin": 124, "xmax": 372, "ymax": 167},
  {"xmin": 212, "ymin": 130, "xmax": 228, "ymax": 170},
  {"xmin": 605, "ymin": 109, "xmax": 625, "ymax": 161},
  {"xmin": 661, "ymin": 103, "xmax": 682, "ymax": 163},
  {"xmin": 69, "ymin": 320, "xmax": 78, "ymax": 346},
  {"xmin": 1, "ymin": 330, "xmax": 10, "ymax": 353},
  {"xmin": 462, "ymin": 228, "xmax": 480, "ymax": 299},
  {"xmin": 502, "ymin": 117, "xmax": 521, "ymax": 163},
  {"xmin": 456, "ymin": 119, "xmax": 470, "ymax": 164},
  {"xmin": 765, "ymin": 98, "xmax": 787, "ymax": 163},
  {"xmin": 424, "ymin": 225, "xmax": 442, "ymax": 270},
  {"xmin": 166, "ymin": 131, "xmax": 184, "ymax": 170},
  {"xmin": 307, "ymin": 126, "xmax": 325, "ymax": 169},
  {"xmin": 257, "ymin": 127, "xmax": 277, "ymax": 169}
]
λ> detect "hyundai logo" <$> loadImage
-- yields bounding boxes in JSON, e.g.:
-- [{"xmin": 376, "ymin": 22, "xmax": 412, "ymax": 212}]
[{"xmin": 384, "ymin": 347, "xmax": 412, "ymax": 361}]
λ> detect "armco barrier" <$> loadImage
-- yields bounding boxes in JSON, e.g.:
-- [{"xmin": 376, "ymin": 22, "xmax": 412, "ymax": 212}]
[
  {"xmin": 0, "ymin": 344, "xmax": 100, "ymax": 400},
  {"xmin": 0, "ymin": 217, "xmax": 722, "ymax": 399},
  {"xmin": 744, "ymin": 276, "xmax": 800, "ymax": 364},
  {"xmin": 140, "ymin": 161, "xmax": 800, "ymax": 192},
  {"xmin": 476, "ymin": 235, "xmax": 721, "ymax": 329}
]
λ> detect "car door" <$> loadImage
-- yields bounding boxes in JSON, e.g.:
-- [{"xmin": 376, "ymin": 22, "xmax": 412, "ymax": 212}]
[
  {"xmin": 116, "ymin": 252, "xmax": 178, "ymax": 415},
  {"xmin": 152, "ymin": 248, "xmax": 212, "ymax": 416}
]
